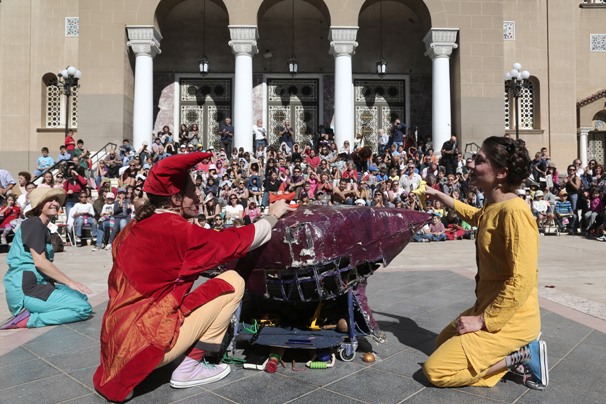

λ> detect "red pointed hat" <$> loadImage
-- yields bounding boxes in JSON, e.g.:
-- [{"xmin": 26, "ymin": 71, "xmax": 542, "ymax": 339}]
[{"xmin": 143, "ymin": 152, "xmax": 212, "ymax": 196}]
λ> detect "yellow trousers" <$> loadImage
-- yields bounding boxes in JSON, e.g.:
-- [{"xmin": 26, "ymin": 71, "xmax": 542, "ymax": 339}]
[
  {"xmin": 423, "ymin": 322, "xmax": 508, "ymax": 388},
  {"xmin": 158, "ymin": 270, "xmax": 245, "ymax": 367}
]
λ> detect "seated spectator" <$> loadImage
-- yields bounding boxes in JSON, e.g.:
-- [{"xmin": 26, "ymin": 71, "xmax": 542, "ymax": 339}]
[
  {"xmin": 245, "ymin": 200, "xmax": 262, "ymax": 223},
  {"xmin": 1, "ymin": 188, "xmax": 92, "ymax": 329},
  {"xmin": 94, "ymin": 160, "xmax": 109, "ymax": 188},
  {"xmin": 64, "ymin": 130, "xmax": 76, "ymax": 153},
  {"xmin": 0, "ymin": 194, "xmax": 21, "ymax": 245},
  {"xmin": 427, "ymin": 213, "xmax": 447, "ymax": 241},
  {"xmin": 34, "ymin": 147, "xmax": 54, "ymax": 177},
  {"xmin": 224, "ymin": 194, "xmax": 244, "ymax": 226},
  {"xmin": 119, "ymin": 160, "xmax": 138, "ymax": 188},
  {"xmin": 119, "ymin": 139, "xmax": 134, "ymax": 164},
  {"xmin": 531, "ymin": 191, "xmax": 553, "ymax": 233},
  {"xmin": 247, "ymin": 176, "xmax": 263, "ymax": 205},
  {"xmin": 57, "ymin": 145, "xmax": 71, "ymax": 163},
  {"xmin": 412, "ymin": 222, "xmax": 431, "ymax": 242},
  {"xmin": 104, "ymin": 148, "xmax": 123, "ymax": 178},
  {"xmin": 17, "ymin": 182, "xmax": 37, "ymax": 216},
  {"xmin": 212, "ymin": 215, "xmax": 225, "ymax": 230},
  {"xmin": 71, "ymin": 191, "xmax": 98, "ymax": 245},
  {"xmin": 94, "ymin": 192, "xmax": 115, "ymax": 251},
  {"xmin": 332, "ymin": 179, "xmax": 356, "ymax": 205},
  {"xmin": 286, "ymin": 166, "xmax": 306, "ymax": 198},
  {"xmin": 233, "ymin": 179, "xmax": 250, "ymax": 206},
  {"xmin": 262, "ymin": 171, "xmax": 281, "ymax": 207},
  {"xmin": 63, "ymin": 163, "xmax": 88, "ymax": 219},
  {"xmin": 554, "ymin": 189, "xmax": 576, "ymax": 235},
  {"xmin": 105, "ymin": 188, "xmax": 132, "ymax": 250},
  {"xmin": 15, "ymin": 171, "xmax": 32, "ymax": 197},
  {"xmin": 583, "ymin": 188, "xmax": 604, "ymax": 236},
  {"xmin": 38, "ymin": 171, "xmax": 56, "ymax": 189},
  {"xmin": 0, "ymin": 169, "xmax": 17, "ymax": 204}
]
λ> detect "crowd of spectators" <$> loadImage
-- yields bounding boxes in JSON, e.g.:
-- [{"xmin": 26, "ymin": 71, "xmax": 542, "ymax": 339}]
[{"xmin": 1, "ymin": 123, "xmax": 605, "ymax": 250}]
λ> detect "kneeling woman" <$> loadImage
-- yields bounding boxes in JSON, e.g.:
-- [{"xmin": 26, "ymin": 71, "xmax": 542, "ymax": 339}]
[
  {"xmin": 93, "ymin": 152, "xmax": 290, "ymax": 402},
  {"xmin": 2, "ymin": 188, "xmax": 92, "ymax": 329},
  {"xmin": 422, "ymin": 137, "xmax": 548, "ymax": 390}
]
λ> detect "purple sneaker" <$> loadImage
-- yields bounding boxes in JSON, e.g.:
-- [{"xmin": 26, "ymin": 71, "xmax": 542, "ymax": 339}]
[{"xmin": 0, "ymin": 309, "xmax": 30, "ymax": 330}]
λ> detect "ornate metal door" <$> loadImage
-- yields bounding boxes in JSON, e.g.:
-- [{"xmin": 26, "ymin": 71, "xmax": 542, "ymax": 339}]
[
  {"xmin": 179, "ymin": 78, "xmax": 231, "ymax": 150},
  {"xmin": 588, "ymin": 131, "xmax": 605, "ymax": 165},
  {"xmin": 354, "ymin": 80, "xmax": 406, "ymax": 152},
  {"xmin": 267, "ymin": 79, "xmax": 318, "ymax": 148}
]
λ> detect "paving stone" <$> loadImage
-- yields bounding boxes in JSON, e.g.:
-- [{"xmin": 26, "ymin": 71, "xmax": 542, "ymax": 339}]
[
  {"xmin": 287, "ymin": 387, "xmax": 369, "ymax": 403},
  {"xmin": 174, "ymin": 390, "xmax": 240, "ymax": 403},
  {"xmin": 324, "ymin": 367, "xmax": 423, "ymax": 404},
  {"xmin": 0, "ymin": 374, "xmax": 91, "ymax": 402},
  {"xmin": 403, "ymin": 387, "xmax": 503, "ymax": 403},
  {"xmin": 61, "ymin": 393, "xmax": 110, "ymax": 403},
  {"xmin": 0, "ymin": 358, "xmax": 61, "ymax": 390},
  {"xmin": 22, "ymin": 330, "xmax": 98, "ymax": 358},
  {"xmin": 564, "ymin": 329, "xmax": 606, "ymax": 366},
  {"xmin": 0, "ymin": 346, "xmax": 38, "ymax": 368},
  {"xmin": 68, "ymin": 365, "xmax": 97, "ymax": 390},
  {"xmin": 211, "ymin": 372, "xmax": 316, "ymax": 402},
  {"xmin": 539, "ymin": 312, "xmax": 594, "ymax": 360},
  {"xmin": 45, "ymin": 345, "xmax": 101, "ymax": 373}
]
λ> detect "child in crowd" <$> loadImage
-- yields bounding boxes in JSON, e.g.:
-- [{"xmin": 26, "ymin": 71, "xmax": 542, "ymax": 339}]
[{"xmin": 0, "ymin": 194, "xmax": 21, "ymax": 245}]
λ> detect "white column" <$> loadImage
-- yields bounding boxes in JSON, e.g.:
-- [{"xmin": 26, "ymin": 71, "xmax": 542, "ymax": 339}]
[
  {"xmin": 229, "ymin": 26, "xmax": 258, "ymax": 152},
  {"xmin": 423, "ymin": 28, "xmax": 459, "ymax": 155},
  {"xmin": 127, "ymin": 26, "xmax": 162, "ymax": 150},
  {"xmin": 330, "ymin": 27, "xmax": 358, "ymax": 151},
  {"xmin": 579, "ymin": 127, "xmax": 590, "ymax": 167}
]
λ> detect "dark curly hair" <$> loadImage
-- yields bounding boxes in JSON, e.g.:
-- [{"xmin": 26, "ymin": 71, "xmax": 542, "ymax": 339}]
[
  {"xmin": 134, "ymin": 193, "xmax": 181, "ymax": 221},
  {"xmin": 481, "ymin": 136, "xmax": 531, "ymax": 187}
]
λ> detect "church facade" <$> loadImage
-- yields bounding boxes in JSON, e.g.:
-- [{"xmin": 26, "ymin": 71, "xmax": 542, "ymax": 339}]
[{"xmin": 1, "ymin": 0, "xmax": 605, "ymax": 175}]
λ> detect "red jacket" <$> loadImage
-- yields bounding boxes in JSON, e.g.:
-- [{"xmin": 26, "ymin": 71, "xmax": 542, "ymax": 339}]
[{"xmin": 93, "ymin": 212, "xmax": 255, "ymax": 402}]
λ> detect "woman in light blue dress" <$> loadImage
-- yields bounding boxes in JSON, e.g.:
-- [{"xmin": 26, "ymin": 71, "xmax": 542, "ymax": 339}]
[{"xmin": 2, "ymin": 188, "xmax": 92, "ymax": 329}]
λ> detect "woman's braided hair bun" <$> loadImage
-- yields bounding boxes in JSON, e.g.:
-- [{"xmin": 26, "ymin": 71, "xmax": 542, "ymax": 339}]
[{"xmin": 482, "ymin": 136, "xmax": 531, "ymax": 187}]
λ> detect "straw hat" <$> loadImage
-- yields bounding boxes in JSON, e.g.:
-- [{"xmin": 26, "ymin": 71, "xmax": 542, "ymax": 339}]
[{"xmin": 28, "ymin": 188, "xmax": 66, "ymax": 212}]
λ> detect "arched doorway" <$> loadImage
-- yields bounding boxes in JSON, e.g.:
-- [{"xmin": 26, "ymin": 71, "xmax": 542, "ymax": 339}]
[
  {"xmin": 153, "ymin": 0, "xmax": 232, "ymax": 149},
  {"xmin": 256, "ymin": 0, "xmax": 332, "ymax": 148},
  {"xmin": 589, "ymin": 110, "xmax": 606, "ymax": 165},
  {"xmin": 354, "ymin": 0, "xmax": 432, "ymax": 150}
]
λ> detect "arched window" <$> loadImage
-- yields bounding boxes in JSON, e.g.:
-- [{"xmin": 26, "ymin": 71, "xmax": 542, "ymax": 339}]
[
  {"xmin": 504, "ymin": 76, "xmax": 540, "ymax": 130},
  {"xmin": 42, "ymin": 73, "xmax": 78, "ymax": 129}
]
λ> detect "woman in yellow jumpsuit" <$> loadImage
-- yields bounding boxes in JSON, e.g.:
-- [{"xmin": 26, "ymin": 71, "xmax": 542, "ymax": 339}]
[{"xmin": 422, "ymin": 136, "xmax": 548, "ymax": 390}]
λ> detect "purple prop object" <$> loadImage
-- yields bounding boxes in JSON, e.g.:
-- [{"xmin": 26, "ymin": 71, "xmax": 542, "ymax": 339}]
[{"xmin": 236, "ymin": 206, "xmax": 430, "ymax": 302}]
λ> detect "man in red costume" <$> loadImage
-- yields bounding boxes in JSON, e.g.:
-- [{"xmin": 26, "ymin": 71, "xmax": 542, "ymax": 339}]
[{"xmin": 93, "ymin": 151, "xmax": 291, "ymax": 402}]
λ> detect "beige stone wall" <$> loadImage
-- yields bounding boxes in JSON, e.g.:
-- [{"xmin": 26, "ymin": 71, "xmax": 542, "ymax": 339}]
[
  {"xmin": 441, "ymin": 1, "xmax": 505, "ymax": 151},
  {"xmin": 0, "ymin": 0, "xmax": 80, "ymax": 175},
  {"xmin": 545, "ymin": 0, "xmax": 578, "ymax": 167},
  {"xmin": 502, "ymin": 0, "xmax": 550, "ymax": 158},
  {"xmin": 576, "ymin": 5, "xmax": 606, "ymax": 127}
]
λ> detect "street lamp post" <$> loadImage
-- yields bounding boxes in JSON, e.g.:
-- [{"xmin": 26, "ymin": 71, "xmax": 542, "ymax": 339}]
[
  {"xmin": 57, "ymin": 66, "xmax": 82, "ymax": 136},
  {"xmin": 504, "ymin": 63, "xmax": 530, "ymax": 140}
]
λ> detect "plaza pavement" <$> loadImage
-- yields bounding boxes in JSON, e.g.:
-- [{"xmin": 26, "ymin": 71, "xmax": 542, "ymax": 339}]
[{"xmin": 0, "ymin": 234, "xmax": 605, "ymax": 403}]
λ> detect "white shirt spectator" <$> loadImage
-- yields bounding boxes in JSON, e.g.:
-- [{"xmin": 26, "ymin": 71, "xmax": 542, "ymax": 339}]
[
  {"xmin": 399, "ymin": 172, "xmax": 422, "ymax": 194},
  {"xmin": 253, "ymin": 124, "xmax": 267, "ymax": 140}
]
